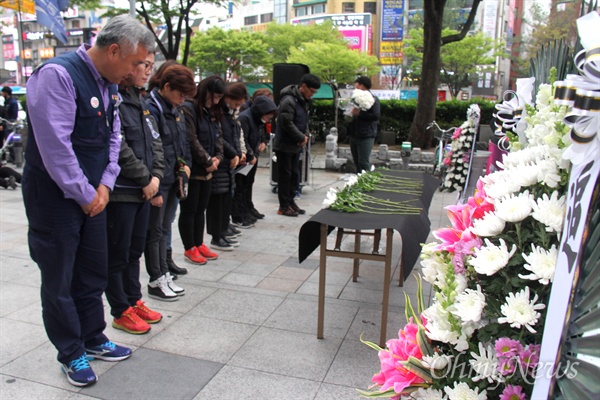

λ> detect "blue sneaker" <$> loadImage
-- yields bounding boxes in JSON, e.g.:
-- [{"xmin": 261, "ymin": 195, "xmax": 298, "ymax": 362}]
[
  {"xmin": 61, "ymin": 354, "xmax": 97, "ymax": 387},
  {"xmin": 85, "ymin": 341, "xmax": 132, "ymax": 362}
]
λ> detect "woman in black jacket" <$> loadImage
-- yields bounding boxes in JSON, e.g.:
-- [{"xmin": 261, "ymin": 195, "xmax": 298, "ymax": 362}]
[
  {"xmin": 207, "ymin": 83, "xmax": 247, "ymax": 249},
  {"xmin": 145, "ymin": 64, "xmax": 196, "ymax": 301},
  {"xmin": 179, "ymin": 76, "xmax": 224, "ymax": 261}
]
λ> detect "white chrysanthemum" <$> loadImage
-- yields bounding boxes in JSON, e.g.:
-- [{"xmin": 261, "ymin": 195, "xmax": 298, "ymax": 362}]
[
  {"xmin": 519, "ymin": 244, "xmax": 559, "ymax": 285},
  {"xmin": 411, "ymin": 387, "xmax": 445, "ymax": 400},
  {"xmin": 531, "ymin": 191, "xmax": 566, "ymax": 232},
  {"xmin": 469, "ymin": 238, "xmax": 517, "ymax": 276},
  {"xmin": 483, "ymin": 178, "xmax": 521, "ymax": 201},
  {"xmin": 452, "ymin": 285, "xmax": 486, "ymax": 323},
  {"xmin": 469, "ymin": 342, "xmax": 502, "ymax": 383},
  {"xmin": 351, "ymin": 89, "xmax": 375, "ymax": 110},
  {"xmin": 321, "ymin": 188, "xmax": 337, "ymax": 209},
  {"xmin": 471, "ymin": 211, "xmax": 506, "ymax": 237},
  {"xmin": 421, "ymin": 255, "xmax": 450, "ymax": 288},
  {"xmin": 444, "ymin": 382, "xmax": 487, "ymax": 400},
  {"xmin": 495, "ymin": 191, "xmax": 533, "ymax": 222},
  {"xmin": 513, "ymin": 164, "xmax": 541, "ymax": 187},
  {"xmin": 536, "ymin": 158, "xmax": 562, "ymax": 188},
  {"xmin": 455, "ymin": 273, "xmax": 468, "ymax": 293},
  {"xmin": 421, "ymin": 351, "xmax": 452, "ymax": 370},
  {"xmin": 498, "ymin": 287, "xmax": 546, "ymax": 333}
]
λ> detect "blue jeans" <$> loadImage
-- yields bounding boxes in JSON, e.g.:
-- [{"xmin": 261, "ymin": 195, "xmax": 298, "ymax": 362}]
[{"xmin": 350, "ymin": 136, "xmax": 375, "ymax": 173}]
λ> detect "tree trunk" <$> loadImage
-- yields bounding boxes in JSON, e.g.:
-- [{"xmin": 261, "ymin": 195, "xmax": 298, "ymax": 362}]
[
  {"xmin": 409, "ymin": 0, "xmax": 446, "ymax": 149},
  {"xmin": 408, "ymin": 0, "xmax": 482, "ymax": 149}
]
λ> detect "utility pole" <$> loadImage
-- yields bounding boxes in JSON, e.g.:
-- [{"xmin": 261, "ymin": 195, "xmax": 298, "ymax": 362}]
[
  {"xmin": 16, "ymin": 1, "xmax": 26, "ymax": 85},
  {"xmin": 129, "ymin": 0, "xmax": 136, "ymax": 17}
]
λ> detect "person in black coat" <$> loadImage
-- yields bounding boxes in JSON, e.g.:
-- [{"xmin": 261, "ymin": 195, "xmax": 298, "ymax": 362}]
[
  {"xmin": 235, "ymin": 95, "xmax": 278, "ymax": 224},
  {"xmin": 207, "ymin": 83, "xmax": 247, "ymax": 249}
]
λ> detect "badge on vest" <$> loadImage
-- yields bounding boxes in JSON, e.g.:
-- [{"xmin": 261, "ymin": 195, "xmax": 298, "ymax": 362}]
[
  {"xmin": 146, "ymin": 117, "xmax": 160, "ymax": 139},
  {"xmin": 90, "ymin": 97, "xmax": 100, "ymax": 108}
]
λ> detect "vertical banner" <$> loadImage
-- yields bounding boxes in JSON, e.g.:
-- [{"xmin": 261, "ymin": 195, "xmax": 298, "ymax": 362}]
[
  {"xmin": 2, "ymin": 35, "xmax": 16, "ymax": 61},
  {"xmin": 380, "ymin": 0, "xmax": 404, "ymax": 65},
  {"xmin": 531, "ymin": 158, "xmax": 600, "ymax": 399}
]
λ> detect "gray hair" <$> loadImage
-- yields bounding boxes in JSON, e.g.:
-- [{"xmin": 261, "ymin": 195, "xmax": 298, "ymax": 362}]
[{"xmin": 96, "ymin": 14, "xmax": 156, "ymax": 55}]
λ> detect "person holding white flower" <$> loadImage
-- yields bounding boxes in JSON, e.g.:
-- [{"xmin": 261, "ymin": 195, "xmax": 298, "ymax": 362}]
[{"xmin": 348, "ymin": 76, "xmax": 380, "ymax": 173}]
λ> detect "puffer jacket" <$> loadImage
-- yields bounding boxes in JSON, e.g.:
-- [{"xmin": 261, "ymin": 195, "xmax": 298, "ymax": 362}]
[
  {"xmin": 273, "ymin": 85, "xmax": 309, "ymax": 154},
  {"xmin": 181, "ymin": 101, "xmax": 223, "ymax": 179},
  {"xmin": 237, "ymin": 96, "xmax": 277, "ymax": 163},
  {"xmin": 210, "ymin": 106, "xmax": 240, "ymax": 195}
]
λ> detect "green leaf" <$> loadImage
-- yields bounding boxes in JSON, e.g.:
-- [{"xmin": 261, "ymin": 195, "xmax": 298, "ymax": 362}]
[
  {"xmin": 355, "ymin": 387, "xmax": 398, "ymax": 398},
  {"xmin": 403, "ymin": 356, "xmax": 434, "ymax": 383},
  {"xmin": 360, "ymin": 334, "xmax": 384, "ymax": 352}
]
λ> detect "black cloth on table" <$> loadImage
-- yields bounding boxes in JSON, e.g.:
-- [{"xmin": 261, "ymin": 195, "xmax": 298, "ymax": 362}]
[{"xmin": 298, "ymin": 170, "xmax": 440, "ymax": 280}]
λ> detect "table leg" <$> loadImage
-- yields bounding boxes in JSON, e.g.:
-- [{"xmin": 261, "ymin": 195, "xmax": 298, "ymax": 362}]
[
  {"xmin": 352, "ymin": 230, "xmax": 360, "ymax": 282},
  {"xmin": 380, "ymin": 228, "xmax": 393, "ymax": 347},
  {"xmin": 317, "ymin": 223, "xmax": 327, "ymax": 340},
  {"xmin": 398, "ymin": 258, "xmax": 405, "ymax": 287}
]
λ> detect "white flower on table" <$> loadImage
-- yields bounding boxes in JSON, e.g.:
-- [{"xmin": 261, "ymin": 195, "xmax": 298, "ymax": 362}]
[
  {"xmin": 321, "ymin": 188, "xmax": 337, "ymax": 209},
  {"xmin": 519, "ymin": 244, "xmax": 559, "ymax": 285},
  {"xmin": 444, "ymin": 382, "xmax": 487, "ymax": 400},
  {"xmin": 495, "ymin": 191, "xmax": 533, "ymax": 222},
  {"xmin": 345, "ymin": 175, "xmax": 358, "ymax": 188},
  {"xmin": 530, "ymin": 191, "xmax": 566, "ymax": 232},
  {"xmin": 452, "ymin": 285, "xmax": 486, "ymax": 323},
  {"xmin": 498, "ymin": 286, "xmax": 546, "ymax": 333},
  {"xmin": 471, "ymin": 212, "xmax": 506, "ymax": 237},
  {"xmin": 469, "ymin": 238, "xmax": 516, "ymax": 276},
  {"xmin": 469, "ymin": 342, "xmax": 503, "ymax": 383}
]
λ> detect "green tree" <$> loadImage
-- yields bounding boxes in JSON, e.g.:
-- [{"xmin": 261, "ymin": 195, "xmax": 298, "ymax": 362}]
[
  {"xmin": 286, "ymin": 40, "xmax": 380, "ymax": 84},
  {"xmin": 95, "ymin": 0, "xmax": 228, "ymax": 65},
  {"xmin": 409, "ymin": 0, "xmax": 483, "ymax": 149},
  {"xmin": 406, "ymin": 28, "xmax": 497, "ymax": 99},
  {"xmin": 262, "ymin": 21, "xmax": 348, "ymax": 65},
  {"xmin": 187, "ymin": 27, "xmax": 269, "ymax": 81}
]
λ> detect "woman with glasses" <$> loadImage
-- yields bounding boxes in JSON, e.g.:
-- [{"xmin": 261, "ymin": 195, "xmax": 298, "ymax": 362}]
[{"xmin": 144, "ymin": 63, "xmax": 196, "ymax": 301}]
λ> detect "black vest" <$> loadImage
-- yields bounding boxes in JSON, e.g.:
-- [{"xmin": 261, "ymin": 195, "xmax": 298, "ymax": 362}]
[
  {"xmin": 238, "ymin": 108, "xmax": 262, "ymax": 153},
  {"xmin": 26, "ymin": 51, "xmax": 117, "ymax": 187}
]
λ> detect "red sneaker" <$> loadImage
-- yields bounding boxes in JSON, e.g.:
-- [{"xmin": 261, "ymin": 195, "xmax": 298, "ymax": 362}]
[
  {"xmin": 133, "ymin": 300, "xmax": 162, "ymax": 324},
  {"xmin": 112, "ymin": 307, "xmax": 151, "ymax": 334},
  {"xmin": 197, "ymin": 244, "xmax": 218, "ymax": 260},
  {"xmin": 184, "ymin": 247, "xmax": 207, "ymax": 265}
]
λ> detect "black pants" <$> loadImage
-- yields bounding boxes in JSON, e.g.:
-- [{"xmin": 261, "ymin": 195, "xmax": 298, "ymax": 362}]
[
  {"xmin": 22, "ymin": 166, "xmax": 109, "ymax": 364},
  {"xmin": 275, "ymin": 150, "xmax": 300, "ymax": 209},
  {"xmin": 106, "ymin": 201, "xmax": 150, "ymax": 318},
  {"xmin": 207, "ymin": 191, "xmax": 231, "ymax": 239},
  {"xmin": 178, "ymin": 179, "xmax": 211, "ymax": 250}
]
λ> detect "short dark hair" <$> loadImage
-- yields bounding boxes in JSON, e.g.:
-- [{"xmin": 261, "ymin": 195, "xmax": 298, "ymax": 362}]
[
  {"xmin": 300, "ymin": 74, "xmax": 321, "ymax": 89},
  {"xmin": 225, "ymin": 82, "xmax": 248, "ymax": 101},
  {"xmin": 354, "ymin": 76, "xmax": 372, "ymax": 90},
  {"xmin": 2, "ymin": 86, "xmax": 12, "ymax": 95}
]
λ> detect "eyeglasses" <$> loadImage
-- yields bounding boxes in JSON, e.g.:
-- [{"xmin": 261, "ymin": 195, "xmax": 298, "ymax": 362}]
[{"xmin": 143, "ymin": 62, "xmax": 155, "ymax": 72}]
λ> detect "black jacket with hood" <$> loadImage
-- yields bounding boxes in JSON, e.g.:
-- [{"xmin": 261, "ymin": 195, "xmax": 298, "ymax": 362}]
[{"xmin": 237, "ymin": 96, "xmax": 278, "ymax": 163}]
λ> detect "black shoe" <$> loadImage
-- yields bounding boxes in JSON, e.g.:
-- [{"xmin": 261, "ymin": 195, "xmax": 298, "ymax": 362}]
[
  {"xmin": 245, "ymin": 214, "xmax": 258, "ymax": 224},
  {"xmin": 249, "ymin": 208, "xmax": 265, "ymax": 219},
  {"xmin": 231, "ymin": 219, "xmax": 254, "ymax": 229},
  {"xmin": 7, "ymin": 176, "xmax": 17, "ymax": 190},
  {"xmin": 222, "ymin": 236, "xmax": 239, "ymax": 247},
  {"xmin": 167, "ymin": 249, "xmax": 188, "ymax": 275},
  {"xmin": 224, "ymin": 226, "xmax": 242, "ymax": 238},
  {"xmin": 210, "ymin": 238, "xmax": 234, "ymax": 251},
  {"xmin": 290, "ymin": 202, "xmax": 306, "ymax": 215},
  {"xmin": 277, "ymin": 206, "xmax": 298, "ymax": 217}
]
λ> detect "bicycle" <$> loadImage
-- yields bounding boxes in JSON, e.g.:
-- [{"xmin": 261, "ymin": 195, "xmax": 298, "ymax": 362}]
[
  {"xmin": 0, "ymin": 117, "xmax": 26, "ymax": 167},
  {"xmin": 426, "ymin": 121, "xmax": 457, "ymax": 182}
]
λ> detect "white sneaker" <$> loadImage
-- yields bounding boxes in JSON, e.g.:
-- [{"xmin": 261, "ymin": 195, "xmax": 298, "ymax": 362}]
[
  {"xmin": 148, "ymin": 275, "xmax": 178, "ymax": 302},
  {"xmin": 166, "ymin": 272, "xmax": 185, "ymax": 296}
]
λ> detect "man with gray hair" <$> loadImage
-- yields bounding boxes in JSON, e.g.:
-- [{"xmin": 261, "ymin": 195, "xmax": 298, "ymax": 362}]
[{"xmin": 22, "ymin": 14, "xmax": 155, "ymax": 387}]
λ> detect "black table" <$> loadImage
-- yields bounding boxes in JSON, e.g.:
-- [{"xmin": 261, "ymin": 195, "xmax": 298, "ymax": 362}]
[{"xmin": 298, "ymin": 170, "xmax": 439, "ymax": 346}]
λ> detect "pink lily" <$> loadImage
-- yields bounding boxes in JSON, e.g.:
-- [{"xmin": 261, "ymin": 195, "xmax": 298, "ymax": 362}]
[{"xmin": 468, "ymin": 179, "xmax": 494, "ymax": 220}]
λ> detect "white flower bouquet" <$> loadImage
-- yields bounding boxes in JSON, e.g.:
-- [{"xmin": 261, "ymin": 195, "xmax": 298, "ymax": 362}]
[
  {"xmin": 339, "ymin": 89, "xmax": 375, "ymax": 116},
  {"xmin": 360, "ymin": 69, "xmax": 574, "ymax": 399}
]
